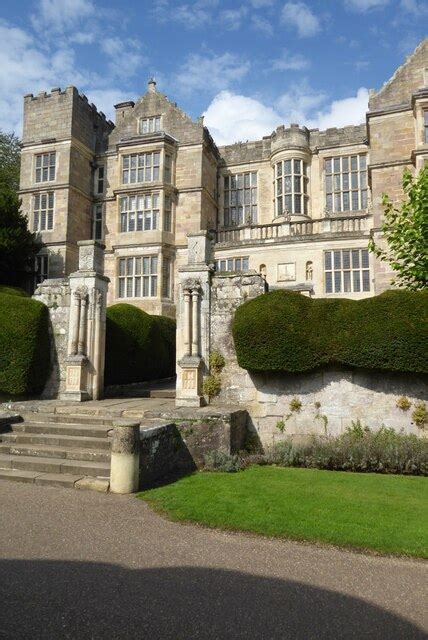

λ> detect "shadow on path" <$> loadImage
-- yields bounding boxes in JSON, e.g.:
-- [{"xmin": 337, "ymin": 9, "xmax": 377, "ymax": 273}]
[{"xmin": 0, "ymin": 560, "xmax": 425, "ymax": 639}]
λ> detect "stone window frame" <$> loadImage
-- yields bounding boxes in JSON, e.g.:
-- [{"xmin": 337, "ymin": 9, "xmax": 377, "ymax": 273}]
[
  {"xmin": 35, "ymin": 152, "xmax": 56, "ymax": 183},
  {"xmin": 324, "ymin": 248, "xmax": 370, "ymax": 294},
  {"xmin": 139, "ymin": 115, "xmax": 162, "ymax": 135},
  {"xmin": 94, "ymin": 165, "xmax": 105, "ymax": 195},
  {"xmin": 34, "ymin": 254, "xmax": 49, "ymax": 288},
  {"xmin": 223, "ymin": 171, "xmax": 257, "ymax": 227},
  {"xmin": 117, "ymin": 255, "xmax": 158, "ymax": 299},
  {"xmin": 91, "ymin": 203, "xmax": 104, "ymax": 241},
  {"xmin": 277, "ymin": 262, "xmax": 296, "ymax": 282},
  {"xmin": 33, "ymin": 192, "xmax": 54, "ymax": 231},
  {"xmin": 122, "ymin": 152, "xmax": 161, "ymax": 184},
  {"xmin": 324, "ymin": 154, "xmax": 367, "ymax": 214},
  {"xmin": 215, "ymin": 256, "xmax": 249, "ymax": 273},
  {"xmin": 275, "ymin": 159, "xmax": 308, "ymax": 216},
  {"xmin": 119, "ymin": 193, "xmax": 160, "ymax": 233},
  {"xmin": 162, "ymin": 256, "xmax": 173, "ymax": 299},
  {"xmin": 164, "ymin": 193, "xmax": 173, "ymax": 232}
]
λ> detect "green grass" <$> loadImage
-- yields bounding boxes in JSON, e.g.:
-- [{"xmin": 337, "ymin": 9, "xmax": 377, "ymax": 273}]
[{"xmin": 139, "ymin": 466, "xmax": 428, "ymax": 558}]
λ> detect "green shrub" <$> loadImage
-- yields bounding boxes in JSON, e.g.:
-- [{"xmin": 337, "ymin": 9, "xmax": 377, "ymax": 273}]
[
  {"xmin": 209, "ymin": 351, "xmax": 225, "ymax": 373},
  {"xmin": 203, "ymin": 374, "xmax": 221, "ymax": 398},
  {"xmin": 0, "ymin": 292, "xmax": 50, "ymax": 396},
  {"xmin": 0, "ymin": 285, "xmax": 29, "ymax": 297},
  {"xmin": 105, "ymin": 304, "xmax": 176, "ymax": 385},
  {"xmin": 267, "ymin": 427, "xmax": 427, "ymax": 475},
  {"xmin": 232, "ymin": 289, "xmax": 428, "ymax": 374},
  {"xmin": 204, "ymin": 450, "xmax": 244, "ymax": 472},
  {"xmin": 412, "ymin": 401, "xmax": 427, "ymax": 429}
]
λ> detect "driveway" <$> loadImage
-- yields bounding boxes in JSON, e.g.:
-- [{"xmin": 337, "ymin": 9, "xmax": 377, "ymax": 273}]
[{"xmin": 0, "ymin": 480, "xmax": 426, "ymax": 639}]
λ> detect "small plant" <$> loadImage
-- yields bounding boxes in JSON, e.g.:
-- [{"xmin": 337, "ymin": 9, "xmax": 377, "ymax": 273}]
[
  {"xmin": 314, "ymin": 401, "xmax": 328, "ymax": 435},
  {"xmin": 314, "ymin": 401, "xmax": 321, "ymax": 410},
  {"xmin": 209, "ymin": 351, "xmax": 225, "ymax": 373},
  {"xmin": 396, "ymin": 396, "xmax": 411, "ymax": 411},
  {"xmin": 203, "ymin": 374, "xmax": 221, "ymax": 399},
  {"xmin": 289, "ymin": 397, "xmax": 302, "ymax": 412},
  {"xmin": 276, "ymin": 420, "xmax": 286, "ymax": 433},
  {"xmin": 412, "ymin": 401, "xmax": 428, "ymax": 429},
  {"xmin": 204, "ymin": 450, "xmax": 243, "ymax": 472}
]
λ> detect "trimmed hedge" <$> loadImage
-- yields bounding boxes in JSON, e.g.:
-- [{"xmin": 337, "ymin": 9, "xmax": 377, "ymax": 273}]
[
  {"xmin": 0, "ymin": 285, "xmax": 29, "ymax": 297},
  {"xmin": 105, "ymin": 304, "xmax": 176, "ymax": 385},
  {"xmin": 232, "ymin": 289, "xmax": 428, "ymax": 374},
  {"xmin": 0, "ymin": 292, "xmax": 50, "ymax": 396}
]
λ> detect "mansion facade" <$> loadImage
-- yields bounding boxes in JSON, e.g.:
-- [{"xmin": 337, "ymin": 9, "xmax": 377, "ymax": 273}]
[{"xmin": 20, "ymin": 39, "xmax": 428, "ymax": 316}]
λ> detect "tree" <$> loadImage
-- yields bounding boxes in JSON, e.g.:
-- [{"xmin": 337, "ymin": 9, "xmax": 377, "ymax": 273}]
[
  {"xmin": 0, "ymin": 131, "xmax": 40, "ymax": 287},
  {"xmin": 369, "ymin": 166, "xmax": 428, "ymax": 291}
]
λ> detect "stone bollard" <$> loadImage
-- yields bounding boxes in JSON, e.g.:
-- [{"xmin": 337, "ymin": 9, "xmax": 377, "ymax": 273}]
[{"xmin": 110, "ymin": 421, "xmax": 140, "ymax": 494}]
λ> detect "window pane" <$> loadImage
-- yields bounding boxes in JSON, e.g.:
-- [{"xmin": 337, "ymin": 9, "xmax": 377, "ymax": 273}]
[
  {"xmin": 324, "ymin": 252, "xmax": 332, "ymax": 270},
  {"xmin": 352, "ymin": 250, "xmax": 360, "ymax": 268},
  {"xmin": 343, "ymin": 271, "xmax": 351, "ymax": 292},
  {"xmin": 353, "ymin": 271, "xmax": 361, "ymax": 292},
  {"xmin": 334, "ymin": 271, "xmax": 342, "ymax": 292},
  {"xmin": 362, "ymin": 270, "xmax": 370, "ymax": 291},
  {"xmin": 361, "ymin": 249, "xmax": 369, "ymax": 268},
  {"xmin": 325, "ymin": 272, "xmax": 332, "ymax": 293}
]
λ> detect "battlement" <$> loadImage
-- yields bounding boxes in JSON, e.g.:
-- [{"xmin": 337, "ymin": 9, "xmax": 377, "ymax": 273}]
[{"xmin": 22, "ymin": 85, "xmax": 114, "ymax": 150}]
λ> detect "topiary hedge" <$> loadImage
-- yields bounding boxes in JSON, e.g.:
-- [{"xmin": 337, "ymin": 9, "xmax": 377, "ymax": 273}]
[
  {"xmin": 0, "ymin": 285, "xmax": 29, "ymax": 297},
  {"xmin": 232, "ymin": 290, "xmax": 428, "ymax": 374},
  {"xmin": 105, "ymin": 304, "xmax": 176, "ymax": 385},
  {"xmin": 0, "ymin": 292, "xmax": 50, "ymax": 396}
]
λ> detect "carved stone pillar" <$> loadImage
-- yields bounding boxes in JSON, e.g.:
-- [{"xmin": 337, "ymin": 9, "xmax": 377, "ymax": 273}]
[
  {"xmin": 183, "ymin": 289, "xmax": 191, "ymax": 357},
  {"xmin": 176, "ymin": 231, "xmax": 214, "ymax": 407},
  {"xmin": 61, "ymin": 241, "xmax": 109, "ymax": 402},
  {"xmin": 191, "ymin": 288, "xmax": 200, "ymax": 357}
]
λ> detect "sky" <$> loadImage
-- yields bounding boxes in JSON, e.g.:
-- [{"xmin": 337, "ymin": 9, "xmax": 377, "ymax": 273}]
[{"xmin": 0, "ymin": 0, "xmax": 427, "ymax": 145}]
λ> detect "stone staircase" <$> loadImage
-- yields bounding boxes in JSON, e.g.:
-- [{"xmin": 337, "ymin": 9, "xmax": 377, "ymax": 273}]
[{"xmin": 0, "ymin": 413, "xmax": 114, "ymax": 491}]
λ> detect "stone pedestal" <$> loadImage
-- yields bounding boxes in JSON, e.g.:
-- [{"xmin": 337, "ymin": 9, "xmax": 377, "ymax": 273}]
[
  {"xmin": 177, "ymin": 357, "xmax": 204, "ymax": 407},
  {"xmin": 61, "ymin": 241, "xmax": 109, "ymax": 401},
  {"xmin": 64, "ymin": 355, "xmax": 90, "ymax": 401}
]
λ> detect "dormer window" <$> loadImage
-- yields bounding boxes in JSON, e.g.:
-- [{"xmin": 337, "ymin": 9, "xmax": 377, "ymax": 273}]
[{"xmin": 139, "ymin": 116, "xmax": 162, "ymax": 134}]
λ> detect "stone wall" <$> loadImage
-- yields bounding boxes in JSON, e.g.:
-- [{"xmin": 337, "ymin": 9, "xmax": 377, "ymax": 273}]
[{"xmin": 207, "ymin": 273, "xmax": 427, "ymax": 444}]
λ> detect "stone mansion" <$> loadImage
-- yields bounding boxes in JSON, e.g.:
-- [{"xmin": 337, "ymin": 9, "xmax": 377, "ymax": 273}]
[{"xmin": 19, "ymin": 39, "xmax": 428, "ymax": 317}]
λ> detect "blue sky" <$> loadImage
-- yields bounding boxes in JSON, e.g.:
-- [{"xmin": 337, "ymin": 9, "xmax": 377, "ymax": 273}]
[{"xmin": 0, "ymin": 0, "xmax": 427, "ymax": 144}]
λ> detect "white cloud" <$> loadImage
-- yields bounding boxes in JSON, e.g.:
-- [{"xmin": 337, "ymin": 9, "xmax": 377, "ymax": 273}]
[
  {"xmin": 31, "ymin": 0, "xmax": 95, "ymax": 32},
  {"xmin": 203, "ymin": 85, "xmax": 368, "ymax": 145},
  {"xmin": 281, "ymin": 2, "xmax": 321, "ymax": 37},
  {"xmin": 174, "ymin": 52, "xmax": 250, "ymax": 95},
  {"xmin": 100, "ymin": 37, "xmax": 146, "ymax": 79},
  {"xmin": 154, "ymin": 0, "xmax": 219, "ymax": 29},
  {"xmin": 220, "ymin": 6, "xmax": 248, "ymax": 30},
  {"xmin": 272, "ymin": 50, "xmax": 310, "ymax": 71},
  {"xmin": 344, "ymin": 0, "xmax": 389, "ymax": 12},
  {"xmin": 400, "ymin": 0, "xmax": 428, "ymax": 15},
  {"xmin": 0, "ymin": 18, "xmax": 133, "ymax": 135},
  {"xmin": 203, "ymin": 91, "xmax": 282, "ymax": 145},
  {"xmin": 307, "ymin": 87, "xmax": 369, "ymax": 130},
  {"xmin": 251, "ymin": 15, "xmax": 274, "ymax": 36},
  {"xmin": 250, "ymin": 0, "xmax": 274, "ymax": 6}
]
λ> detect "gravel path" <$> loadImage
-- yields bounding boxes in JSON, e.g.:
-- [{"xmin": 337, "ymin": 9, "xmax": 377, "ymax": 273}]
[{"xmin": 0, "ymin": 480, "xmax": 426, "ymax": 639}]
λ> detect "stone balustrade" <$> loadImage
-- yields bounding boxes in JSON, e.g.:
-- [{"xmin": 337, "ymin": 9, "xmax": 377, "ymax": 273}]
[{"xmin": 215, "ymin": 213, "xmax": 370, "ymax": 246}]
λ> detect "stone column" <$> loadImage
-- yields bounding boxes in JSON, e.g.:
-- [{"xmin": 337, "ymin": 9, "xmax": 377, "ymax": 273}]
[
  {"xmin": 183, "ymin": 289, "xmax": 191, "ymax": 357},
  {"xmin": 191, "ymin": 288, "xmax": 200, "ymax": 357},
  {"xmin": 77, "ymin": 292, "xmax": 87, "ymax": 356},
  {"xmin": 110, "ymin": 421, "xmax": 140, "ymax": 494},
  {"xmin": 61, "ymin": 241, "xmax": 109, "ymax": 402},
  {"xmin": 69, "ymin": 293, "xmax": 81, "ymax": 356}
]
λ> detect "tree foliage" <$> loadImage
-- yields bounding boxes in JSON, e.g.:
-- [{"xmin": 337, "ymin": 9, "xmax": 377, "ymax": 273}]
[
  {"xmin": 0, "ymin": 130, "xmax": 40, "ymax": 287},
  {"xmin": 369, "ymin": 167, "xmax": 428, "ymax": 290}
]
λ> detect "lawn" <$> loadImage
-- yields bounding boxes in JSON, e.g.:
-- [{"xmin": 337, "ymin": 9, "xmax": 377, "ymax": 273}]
[{"xmin": 139, "ymin": 466, "xmax": 428, "ymax": 558}]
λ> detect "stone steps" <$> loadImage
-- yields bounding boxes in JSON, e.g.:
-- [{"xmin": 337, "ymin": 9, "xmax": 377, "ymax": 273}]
[
  {"xmin": 12, "ymin": 421, "xmax": 111, "ymax": 439},
  {"xmin": 0, "ymin": 452, "xmax": 110, "ymax": 476},
  {"xmin": 0, "ymin": 412, "xmax": 115, "ymax": 491},
  {"xmin": 0, "ymin": 442, "xmax": 110, "ymax": 462}
]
